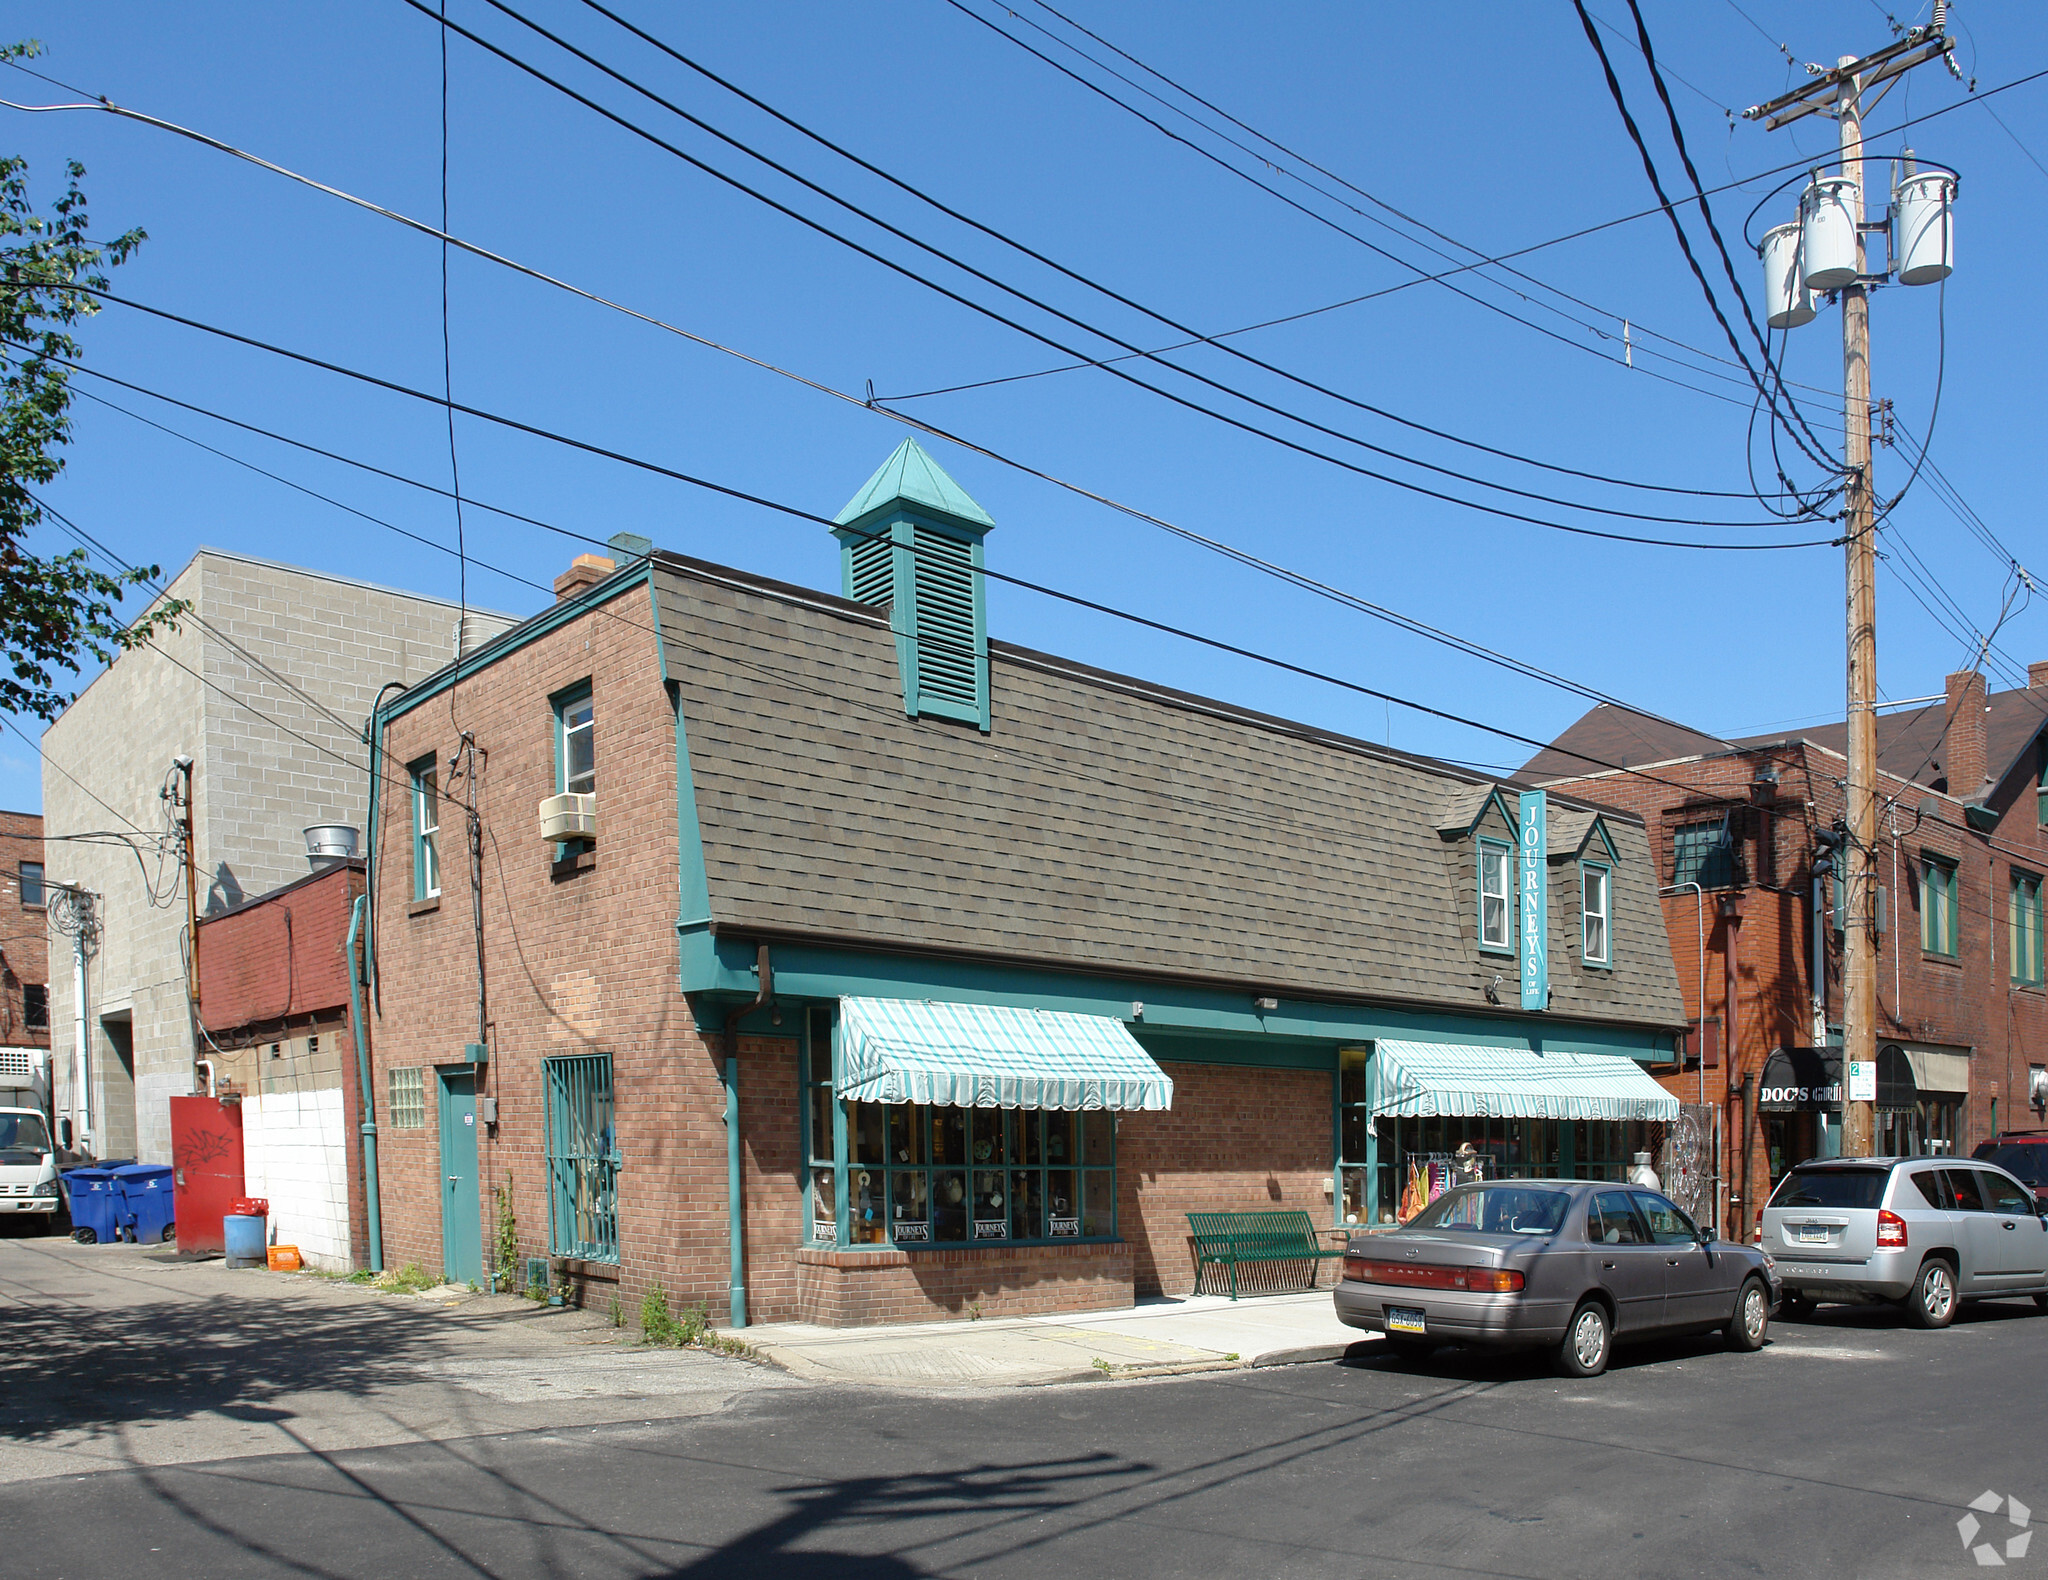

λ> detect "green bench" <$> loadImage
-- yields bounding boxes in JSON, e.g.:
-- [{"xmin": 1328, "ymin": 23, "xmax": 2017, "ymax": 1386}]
[{"xmin": 1186, "ymin": 1209, "xmax": 1346, "ymax": 1300}]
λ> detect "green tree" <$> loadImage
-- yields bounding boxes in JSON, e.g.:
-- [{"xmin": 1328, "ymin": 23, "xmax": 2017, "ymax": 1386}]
[{"xmin": 1, "ymin": 44, "xmax": 182, "ymax": 721}]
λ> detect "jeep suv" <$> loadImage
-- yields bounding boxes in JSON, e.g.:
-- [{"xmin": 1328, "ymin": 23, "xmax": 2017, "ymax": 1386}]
[{"xmin": 1760, "ymin": 1157, "xmax": 2048, "ymax": 1328}]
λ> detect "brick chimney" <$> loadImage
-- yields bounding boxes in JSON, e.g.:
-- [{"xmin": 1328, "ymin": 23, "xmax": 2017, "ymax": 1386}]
[
  {"xmin": 553, "ymin": 553, "xmax": 616, "ymax": 601},
  {"xmin": 2031, "ymin": 659, "xmax": 2048, "ymax": 689},
  {"xmin": 1942, "ymin": 669, "xmax": 1988, "ymax": 798}
]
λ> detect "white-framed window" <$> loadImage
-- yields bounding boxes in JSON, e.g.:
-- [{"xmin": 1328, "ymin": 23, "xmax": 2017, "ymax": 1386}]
[
  {"xmin": 410, "ymin": 755, "xmax": 441, "ymax": 900},
  {"xmin": 1478, "ymin": 838, "xmax": 1513, "ymax": 952},
  {"xmin": 556, "ymin": 684, "xmax": 594, "ymax": 796},
  {"xmin": 1582, "ymin": 863, "xmax": 1611, "ymax": 966}
]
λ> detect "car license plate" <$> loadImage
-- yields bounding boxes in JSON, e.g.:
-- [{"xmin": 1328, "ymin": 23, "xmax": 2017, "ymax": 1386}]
[
  {"xmin": 1386, "ymin": 1306, "xmax": 1426, "ymax": 1335},
  {"xmin": 1797, "ymin": 1225, "xmax": 1830, "ymax": 1245}
]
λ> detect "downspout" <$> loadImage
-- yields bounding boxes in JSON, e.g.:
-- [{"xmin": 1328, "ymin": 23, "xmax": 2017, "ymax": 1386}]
[
  {"xmin": 1719, "ymin": 893, "xmax": 1744, "ymax": 1229},
  {"xmin": 346, "ymin": 894, "xmax": 383, "ymax": 1272},
  {"xmin": 723, "ymin": 942, "xmax": 771, "ymax": 1328}
]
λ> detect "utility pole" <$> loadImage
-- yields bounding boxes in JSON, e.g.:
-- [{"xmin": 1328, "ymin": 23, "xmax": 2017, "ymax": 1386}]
[{"xmin": 1745, "ymin": 22, "xmax": 1955, "ymax": 1158}]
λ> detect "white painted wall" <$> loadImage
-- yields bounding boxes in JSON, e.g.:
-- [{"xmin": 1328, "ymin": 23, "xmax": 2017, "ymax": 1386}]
[{"xmin": 240, "ymin": 1088, "xmax": 350, "ymax": 1271}]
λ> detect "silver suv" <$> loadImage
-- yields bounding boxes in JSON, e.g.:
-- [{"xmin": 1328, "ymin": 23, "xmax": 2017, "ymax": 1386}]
[{"xmin": 1762, "ymin": 1157, "xmax": 2048, "ymax": 1327}]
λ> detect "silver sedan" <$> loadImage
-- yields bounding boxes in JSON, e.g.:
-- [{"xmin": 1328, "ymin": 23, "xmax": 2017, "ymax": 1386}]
[{"xmin": 1333, "ymin": 1179, "xmax": 1780, "ymax": 1377}]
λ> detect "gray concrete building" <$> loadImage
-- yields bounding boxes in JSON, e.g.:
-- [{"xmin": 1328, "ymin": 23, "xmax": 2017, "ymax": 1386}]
[{"xmin": 41, "ymin": 548, "xmax": 513, "ymax": 1164}]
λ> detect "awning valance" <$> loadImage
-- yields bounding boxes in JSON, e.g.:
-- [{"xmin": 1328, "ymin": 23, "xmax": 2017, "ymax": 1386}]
[
  {"xmin": 836, "ymin": 997, "xmax": 1174, "ymax": 1111},
  {"xmin": 1372, "ymin": 1039, "xmax": 1681, "ymax": 1122}
]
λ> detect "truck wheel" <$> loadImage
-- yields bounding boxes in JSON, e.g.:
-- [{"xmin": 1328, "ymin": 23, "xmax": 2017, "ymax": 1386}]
[
  {"xmin": 1557, "ymin": 1300, "xmax": 1612, "ymax": 1378},
  {"xmin": 1726, "ymin": 1279, "xmax": 1769, "ymax": 1352},
  {"xmin": 1903, "ymin": 1258, "xmax": 1956, "ymax": 1329}
]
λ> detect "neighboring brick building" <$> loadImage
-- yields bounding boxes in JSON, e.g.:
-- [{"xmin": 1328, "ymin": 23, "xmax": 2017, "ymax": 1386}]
[
  {"xmin": 194, "ymin": 858, "xmax": 370, "ymax": 1270},
  {"xmin": 365, "ymin": 440, "xmax": 1692, "ymax": 1324},
  {"xmin": 1527, "ymin": 663, "xmax": 2048, "ymax": 1234},
  {"xmin": 0, "ymin": 811, "xmax": 51, "ymax": 1098},
  {"xmin": 40, "ymin": 549, "xmax": 512, "ymax": 1165}
]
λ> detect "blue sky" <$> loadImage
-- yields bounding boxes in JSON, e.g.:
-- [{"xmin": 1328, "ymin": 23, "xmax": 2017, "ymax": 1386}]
[{"xmin": 3, "ymin": 0, "xmax": 2044, "ymax": 813}]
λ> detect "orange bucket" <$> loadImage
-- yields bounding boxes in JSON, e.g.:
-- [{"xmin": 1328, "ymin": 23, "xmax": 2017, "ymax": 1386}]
[{"xmin": 266, "ymin": 1245, "xmax": 302, "ymax": 1272}]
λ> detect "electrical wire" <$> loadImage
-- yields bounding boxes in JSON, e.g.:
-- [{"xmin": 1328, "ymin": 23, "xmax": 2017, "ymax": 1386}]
[
  {"xmin": 438, "ymin": 0, "xmax": 472, "ymax": 725},
  {"xmin": 425, "ymin": 0, "xmax": 1820, "ymax": 535},
  {"xmin": 1574, "ymin": 0, "xmax": 1841, "ymax": 479}
]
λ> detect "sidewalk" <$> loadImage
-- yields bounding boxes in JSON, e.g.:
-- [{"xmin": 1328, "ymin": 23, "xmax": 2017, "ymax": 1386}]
[{"xmin": 724, "ymin": 1288, "xmax": 1371, "ymax": 1388}]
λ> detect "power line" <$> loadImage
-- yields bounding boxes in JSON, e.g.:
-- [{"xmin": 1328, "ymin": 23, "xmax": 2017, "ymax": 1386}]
[
  {"xmin": 399, "ymin": 2, "xmax": 1842, "ymax": 538},
  {"xmin": 1574, "ymin": 0, "xmax": 1841, "ymax": 477}
]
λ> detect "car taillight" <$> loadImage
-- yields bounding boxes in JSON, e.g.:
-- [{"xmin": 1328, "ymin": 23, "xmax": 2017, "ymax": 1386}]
[
  {"xmin": 1877, "ymin": 1209, "xmax": 1908, "ymax": 1249},
  {"xmin": 1346, "ymin": 1259, "xmax": 1524, "ymax": 1293}
]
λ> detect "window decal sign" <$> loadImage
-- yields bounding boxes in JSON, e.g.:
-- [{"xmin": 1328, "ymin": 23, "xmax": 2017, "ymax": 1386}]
[{"xmin": 1519, "ymin": 790, "xmax": 1548, "ymax": 1011}]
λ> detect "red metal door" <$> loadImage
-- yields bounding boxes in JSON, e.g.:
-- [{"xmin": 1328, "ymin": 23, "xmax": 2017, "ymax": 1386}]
[{"xmin": 170, "ymin": 1095, "xmax": 245, "ymax": 1255}]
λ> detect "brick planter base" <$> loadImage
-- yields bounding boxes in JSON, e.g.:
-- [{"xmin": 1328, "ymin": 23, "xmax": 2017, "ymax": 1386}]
[{"xmin": 795, "ymin": 1241, "xmax": 1134, "ymax": 1326}]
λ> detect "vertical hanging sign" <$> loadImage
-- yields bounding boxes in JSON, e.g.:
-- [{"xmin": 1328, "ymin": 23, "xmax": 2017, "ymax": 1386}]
[{"xmin": 1518, "ymin": 790, "xmax": 1548, "ymax": 1011}]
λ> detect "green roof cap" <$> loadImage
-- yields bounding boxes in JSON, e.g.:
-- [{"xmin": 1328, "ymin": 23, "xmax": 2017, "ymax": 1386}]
[{"xmin": 833, "ymin": 438, "xmax": 995, "ymax": 532}]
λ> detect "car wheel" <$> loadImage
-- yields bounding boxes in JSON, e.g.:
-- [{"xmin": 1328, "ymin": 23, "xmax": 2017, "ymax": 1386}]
[
  {"xmin": 1557, "ymin": 1300, "xmax": 1612, "ymax": 1378},
  {"xmin": 1726, "ymin": 1279, "xmax": 1769, "ymax": 1352},
  {"xmin": 1903, "ymin": 1258, "xmax": 1957, "ymax": 1329}
]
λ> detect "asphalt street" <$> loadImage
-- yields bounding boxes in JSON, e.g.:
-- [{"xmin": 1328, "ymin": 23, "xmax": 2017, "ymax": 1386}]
[{"xmin": 3, "ymin": 1238, "xmax": 2043, "ymax": 1578}]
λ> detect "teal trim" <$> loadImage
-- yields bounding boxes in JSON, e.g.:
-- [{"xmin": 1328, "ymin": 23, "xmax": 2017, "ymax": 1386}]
[
  {"xmin": 1586, "ymin": 818, "xmax": 1620, "ymax": 863},
  {"xmin": 669, "ymin": 681, "xmax": 718, "ymax": 991},
  {"xmin": 1131, "ymin": 1031, "xmax": 1336, "ymax": 1071},
  {"xmin": 1580, "ymin": 860, "xmax": 1612, "ymax": 967},
  {"xmin": 834, "ymin": 436, "xmax": 995, "ymax": 530},
  {"xmin": 831, "ymin": 1011, "xmax": 850, "ymax": 1246},
  {"xmin": 688, "ymin": 934, "xmax": 1679, "ymax": 1062},
  {"xmin": 1477, "ymin": 835, "xmax": 1514, "ymax": 956},
  {"xmin": 380, "ymin": 564, "xmax": 653, "ymax": 726}
]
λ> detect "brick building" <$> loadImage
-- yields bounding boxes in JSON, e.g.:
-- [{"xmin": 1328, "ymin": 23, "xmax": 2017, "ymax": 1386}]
[
  {"xmin": 365, "ymin": 441, "xmax": 1692, "ymax": 1325},
  {"xmin": 41, "ymin": 548, "xmax": 512, "ymax": 1165},
  {"xmin": 1526, "ymin": 663, "xmax": 2048, "ymax": 1234},
  {"xmin": 0, "ymin": 811, "xmax": 51, "ymax": 1104},
  {"xmin": 194, "ymin": 858, "xmax": 370, "ymax": 1270}
]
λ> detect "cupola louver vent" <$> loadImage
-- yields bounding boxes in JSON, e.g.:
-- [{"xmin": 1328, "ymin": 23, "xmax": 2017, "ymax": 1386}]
[{"xmin": 832, "ymin": 439, "xmax": 995, "ymax": 732}]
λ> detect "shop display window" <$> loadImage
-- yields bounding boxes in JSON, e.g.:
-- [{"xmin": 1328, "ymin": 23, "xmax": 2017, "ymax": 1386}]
[{"xmin": 801, "ymin": 1004, "xmax": 1116, "ymax": 1247}]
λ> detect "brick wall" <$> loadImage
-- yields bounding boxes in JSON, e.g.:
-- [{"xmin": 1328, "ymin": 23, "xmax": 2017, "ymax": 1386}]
[
  {"xmin": 0, "ymin": 809, "xmax": 48, "ymax": 1051},
  {"xmin": 795, "ymin": 1242, "xmax": 1133, "ymax": 1325},
  {"xmin": 1119, "ymin": 1062, "xmax": 1337, "ymax": 1298}
]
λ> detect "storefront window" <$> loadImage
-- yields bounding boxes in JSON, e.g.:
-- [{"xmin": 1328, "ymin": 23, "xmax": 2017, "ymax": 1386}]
[
  {"xmin": 801, "ymin": 1006, "xmax": 1115, "ymax": 1247},
  {"xmin": 1374, "ymin": 1113, "xmax": 1662, "ymax": 1223},
  {"xmin": 1337, "ymin": 1047, "xmax": 1373, "ymax": 1226}
]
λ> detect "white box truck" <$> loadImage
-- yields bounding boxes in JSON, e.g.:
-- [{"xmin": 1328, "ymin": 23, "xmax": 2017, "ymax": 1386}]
[{"xmin": 0, "ymin": 1047, "xmax": 61, "ymax": 1233}]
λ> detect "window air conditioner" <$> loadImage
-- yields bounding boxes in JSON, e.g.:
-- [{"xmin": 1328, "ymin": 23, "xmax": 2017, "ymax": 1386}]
[{"xmin": 538, "ymin": 792, "xmax": 597, "ymax": 842}]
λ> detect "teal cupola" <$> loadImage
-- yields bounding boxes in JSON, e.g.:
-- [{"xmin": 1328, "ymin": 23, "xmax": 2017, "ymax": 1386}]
[{"xmin": 833, "ymin": 437, "xmax": 995, "ymax": 731}]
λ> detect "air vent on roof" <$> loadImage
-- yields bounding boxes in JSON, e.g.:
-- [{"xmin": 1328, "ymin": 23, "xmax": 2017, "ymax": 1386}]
[{"xmin": 832, "ymin": 438, "xmax": 995, "ymax": 731}]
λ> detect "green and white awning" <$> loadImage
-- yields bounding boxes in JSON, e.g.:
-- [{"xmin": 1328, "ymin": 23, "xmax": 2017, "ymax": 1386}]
[
  {"xmin": 1372, "ymin": 1039, "xmax": 1680, "ymax": 1122},
  {"xmin": 836, "ymin": 997, "xmax": 1174, "ymax": 1111}
]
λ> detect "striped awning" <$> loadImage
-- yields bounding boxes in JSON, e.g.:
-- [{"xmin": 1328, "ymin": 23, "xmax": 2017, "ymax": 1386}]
[
  {"xmin": 1372, "ymin": 1039, "xmax": 1680, "ymax": 1122},
  {"xmin": 836, "ymin": 997, "xmax": 1174, "ymax": 1111}
]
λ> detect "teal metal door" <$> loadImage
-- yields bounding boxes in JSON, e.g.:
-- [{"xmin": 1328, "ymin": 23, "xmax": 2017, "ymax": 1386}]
[{"xmin": 436, "ymin": 1069, "xmax": 482, "ymax": 1284}]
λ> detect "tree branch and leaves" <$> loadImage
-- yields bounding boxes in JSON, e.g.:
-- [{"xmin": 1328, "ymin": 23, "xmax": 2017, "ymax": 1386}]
[{"xmin": 1, "ymin": 39, "xmax": 183, "ymax": 721}]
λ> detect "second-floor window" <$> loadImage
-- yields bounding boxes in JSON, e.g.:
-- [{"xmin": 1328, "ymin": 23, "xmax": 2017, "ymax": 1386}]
[
  {"xmin": 1582, "ymin": 863, "xmax": 1611, "ymax": 966},
  {"xmin": 18, "ymin": 862, "xmax": 43, "ymax": 908},
  {"xmin": 1478, "ymin": 838, "xmax": 1512, "ymax": 952},
  {"xmin": 2013, "ymin": 870, "xmax": 2045, "ymax": 986},
  {"xmin": 557, "ymin": 685, "xmax": 594, "ymax": 796},
  {"xmin": 23, "ymin": 983, "xmax": 47, "ymax": 1030},
  {"xmin": 1671, "ymin": 819, "xmax": 1734, "ymax": 890},
  {"xmin": 411, "ymin": 756, "xmax": 441, "ymax": 900},
  {"xmin": 1921, "ymin": 856, "xmax": 1959, "ymax": 957}
]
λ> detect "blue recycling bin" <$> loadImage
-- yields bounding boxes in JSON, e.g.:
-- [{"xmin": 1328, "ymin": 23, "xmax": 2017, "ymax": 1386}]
[
  {"xmin": 63, "ymin": 1166, "xmax": 122, "ymax": 1244},
  {"xmin": 112, "ymin": 1164, "xmax": 176, "ymax": 1244}
]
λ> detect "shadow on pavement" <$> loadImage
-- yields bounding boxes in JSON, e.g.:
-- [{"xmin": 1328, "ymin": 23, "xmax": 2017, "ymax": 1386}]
[{"xmin": 0, "ymin": 1272, "xmax": 478, "ymax": 1441}]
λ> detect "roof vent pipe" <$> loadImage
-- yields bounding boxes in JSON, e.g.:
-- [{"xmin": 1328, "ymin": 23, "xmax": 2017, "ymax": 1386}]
[{"xmin": 305, "ymin": 824, "xmax": 359, "ymax": 870}]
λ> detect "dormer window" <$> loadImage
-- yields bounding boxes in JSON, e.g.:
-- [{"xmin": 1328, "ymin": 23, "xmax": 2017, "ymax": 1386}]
[
  {"xmin": 1478, "ymin": 837, "xmax": 1513, "ymax": 952},
  {"xmin": 833, "ymin": 438, "xmax": 995, "ymax": 732}
]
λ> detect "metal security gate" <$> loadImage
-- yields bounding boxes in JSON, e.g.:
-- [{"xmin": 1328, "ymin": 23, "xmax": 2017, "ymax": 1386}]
[
  {"xmin": 1659, "ymin": 1103, "xmax": 1717, "ymax": 1234},
  {"xmin": 545, "ymin": 1054, "xmax": 620, "ymax": 1262}
]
